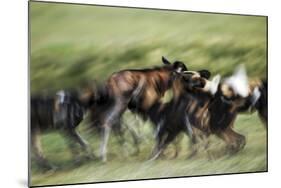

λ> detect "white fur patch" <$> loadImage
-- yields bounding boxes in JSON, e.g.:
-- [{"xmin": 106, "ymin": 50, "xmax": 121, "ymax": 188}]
[
  {"xmin": 56, "ymin": 90, "xmax": 65, "ymax": 104},
  {"xmin": 176, "ymin": 67, "xmax": 182, "ymax": 73},
  {"xmin": 210, "ymin": 74, "xmax": 221, "ymax": 95},
  {"xmin": 251, "ymin": 87, "xmax": 261, "ymax": 105},
  {"xmin": 202, "ymin": 74, "xmax": 220, "ymax": 95},
  {"xmin": 224, "ymin": 64, "xmax": 249, "ymax": 97}
]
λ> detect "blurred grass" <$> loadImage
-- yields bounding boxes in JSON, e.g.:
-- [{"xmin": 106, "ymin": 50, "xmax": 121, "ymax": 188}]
[
  {"xmin": 31, "ymin": 114, "xmax": 267, "ymax": 186},
  {"xmin": 30, "ymin": 2, "xmax": 267, "ymax": 186},
  {"xmin": 30, "ymin": 2, "xmax": 267, "ymax": 94}
]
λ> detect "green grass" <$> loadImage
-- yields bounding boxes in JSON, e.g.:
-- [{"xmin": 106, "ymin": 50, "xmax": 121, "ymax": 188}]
[
  {"xmin": 31, "ymin": 114, "xmax": 267, "ymax": 186},
  {"xmin": 29, "ymin": 2, "xmax": 267, "ymax": 186},
  {"xmin": 30, "ymin": 2, "xmax": 267, "ymax": 94}
]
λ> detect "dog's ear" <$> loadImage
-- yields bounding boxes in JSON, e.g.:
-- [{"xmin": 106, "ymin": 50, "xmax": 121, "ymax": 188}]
[
  {"xmin": 224, "ymin": 64, "xmax": 249, "ymax": 97},
  {"xmin": 173, "ymin": 61, "xmax": 188, "ymax": 73},
  {"xmin": 162, "ymin": 56, "xmax": 171, "ymax": 65},
  {"xmin": 198, "ymin": 70, "xmax": 211, "ymax": 79}
]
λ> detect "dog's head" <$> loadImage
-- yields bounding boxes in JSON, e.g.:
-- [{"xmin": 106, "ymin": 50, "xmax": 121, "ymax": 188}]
[
  {"xmin": 221, "ymin": 65, "xmax": 249, "ymax": 98},
  {"xmin": 162, "ymin": 56, "xmax": 188, "ymax": 73},
  {"xmin": 216, "ymin": 65, "xmax": 259, "ymax": 110},
  {"xmin": 180, "ymin": 69, "xmax": 220, "ymax": 96}
]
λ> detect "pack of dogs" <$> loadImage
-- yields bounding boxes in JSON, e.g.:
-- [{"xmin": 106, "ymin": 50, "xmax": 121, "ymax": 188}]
[{"xmin": 30, "ymin": 56, "xmax": 267, "ymax": 170}]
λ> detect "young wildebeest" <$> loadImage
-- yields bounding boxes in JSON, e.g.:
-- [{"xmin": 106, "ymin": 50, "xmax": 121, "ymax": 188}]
[
  {"xmin": 31, "ymin": 90, "xmax": 92, "ymax": 170},
  {"xmin": 152, "ymin": 65, "xmax": 261, "ymax": 159},
  {"xmin": 91, "ymin": 56, "xmax": 188, "ymax": 162}
]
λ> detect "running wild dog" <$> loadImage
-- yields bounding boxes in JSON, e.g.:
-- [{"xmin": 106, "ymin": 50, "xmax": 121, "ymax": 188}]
[
  {"xmin": 152, "ymin": 65, "xmax": 262, "ymax": 159},
  {"xmin": 80, "ymin": 82, "xmax": 142, "ymax": 155},
  {"xmin": 31, "ymin": 90, "xmax": 93, "ymax": 170},
  {"xmin": 90, "ymin": 56, "xmax": 188, "ymax": 162},
  {"xmin": 238, "ymin": 79, "xmax": 267, "ymax": 128},
  {"xmin": 147, "ymin": 70, "xmax": 219, "ymax": 160}
]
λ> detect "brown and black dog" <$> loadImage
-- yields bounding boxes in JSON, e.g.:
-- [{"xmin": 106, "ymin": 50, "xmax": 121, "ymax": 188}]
[
  {"xmin": 87, "ymin": 56, "xmax": 188, "ymax": 162},
  {"xmin": 80, "ymin": 83, "xmax": 142, "ymax": 155},
  {"xmin": 151, "ymin": 65, "xmax": 261, "ymax": 159},
  {"xmin": 237, "ymin": 79, "xmax": 267, "ymax": 128},
  {"xmin": 31, "ymin": 90, "xmax": 93, "ymax": 170},
  {"xmin": 145, "ymin": 70, "xmax": 217, "ymax": 160}
]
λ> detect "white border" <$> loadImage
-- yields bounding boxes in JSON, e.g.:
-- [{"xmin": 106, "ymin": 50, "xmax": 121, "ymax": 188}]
[{"xmin": 1, "ymin": 0, "xmax": 280, "ymax": 188}]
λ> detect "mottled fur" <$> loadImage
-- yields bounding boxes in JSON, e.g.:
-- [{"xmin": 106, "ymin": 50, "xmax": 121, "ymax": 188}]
[
  {"xmin": 31, "ymin": 91, "xmax": 92, "ymax": 170},
  {"xmin": 91, "ymin": 57, "xmax": 188, "ymax": 162}
]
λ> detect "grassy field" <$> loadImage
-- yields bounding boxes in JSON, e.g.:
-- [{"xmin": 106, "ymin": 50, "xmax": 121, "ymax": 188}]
[
  {"xmin": 30, "ymin": 1, "xmax": 267, "ymax": 187},
  {"xmin": 31, "ymin": 114, "xmax": 267, "ymax": 186}
]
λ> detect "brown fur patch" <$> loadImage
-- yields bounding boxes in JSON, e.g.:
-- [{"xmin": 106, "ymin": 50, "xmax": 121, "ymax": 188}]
[{"xmin": 221, "ymin": 83, "xmax": 234, "ymax": 98}]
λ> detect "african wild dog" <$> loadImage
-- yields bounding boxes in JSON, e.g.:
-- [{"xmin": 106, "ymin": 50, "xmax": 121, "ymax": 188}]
[
  {"xmin": 79, "ymin": 81, "xmax": 143, "ymax": 156},
  {"xmin": 145, "ymin": 69, "xmax": 219, "ymax": 160},
  {"xmin": 90, "ymin": 56, "xmax": 188, "ymax": 162},
  {"xmin": 237, "ymin": 79, "xmax": 267, "ymax": 128},
  {"xmin": 31, "ymin": 90, "xmax": 93, "ymax": 170},
  {"xmin": 152, "ymin": 65, "xmax": 261, "ymax": 159}
]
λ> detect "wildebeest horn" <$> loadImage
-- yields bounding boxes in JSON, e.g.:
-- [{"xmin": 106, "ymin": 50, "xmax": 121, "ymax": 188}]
[
  {"xmin": 225, "ymin": 64, "xmax": 249, "ymax": 97},
  {"xmin": 162, "ymin": 56, "xmax": 171, "ymax": 65}
]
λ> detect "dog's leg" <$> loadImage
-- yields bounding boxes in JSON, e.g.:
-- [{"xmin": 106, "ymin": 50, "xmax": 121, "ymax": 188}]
[
  {"xmin": 72, "ymin": 130, "xmax": 92, "ymax": 155},
  {"xmin": 201, "ymin": 134, "xmax": 212, "ymax": 160},
  {"xmin": 31, "ymin": 128, "xmax": 55, "ymax": 170},
  {"xmin": 127, "ymin": 123, "xmax": 141, "ymax": 155},
  {"xmin": 122, "ymin": 120, "xmax": 141, "ymax": 155},
  {"xmin": 149, "ymin": 132, "xmax": 177, "ymax": 161},
  {"xmin": 99, "ymin": 99, "xmax": 127, "ymax": 162},
  {"xmin": 171, "ymin": 134, "xmax": 183, "ymax": 159},
  {"xmin": 113, "ymin": 121, "xmax": 132, "ymax": 157},
  {"xmin": 183, "ymin": 115, "xmax": 199, "ymax": 159},
  {"xmin": 187, "ymin": 133, "xmax": 199, "ymax": 159},
  {"xmin": 217, "ymin": 127, "xmax": 246, "ymax": 155},
  {"xmin": 150, "ymin": 119, "xmax": 165, "ymax": 159},
  {"xmin": 62, "ymin": 130, "xmax": 81, "ymax": 162},
  {"xmin": 100, "ymin": 123, "xmax": 111, "ymax": 162},
  {"xmin": 150, "ymin": 120, "xmax": 178, "ymax": 161},
  {"xmin": 63, "ymin": 129, "xmax": 94, "ymax": 161},
  {"xmin": 150, "ymin": 123, "xmax": 165, "ymax": 160},
  {"xmin": 154, "ymin": 119, "xmax": 181, "ymax": 159},
  {"xmin": 115, "ymin": 123, "xmax": 125, "ymax": 146},
  {"xmin": 227, "ymin": 128, "xmax": 246, "ymax": 153}
]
